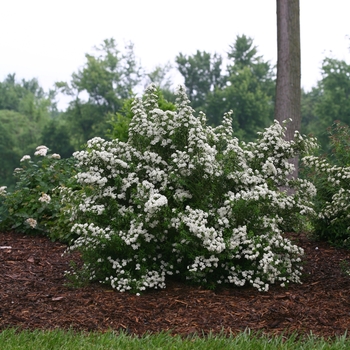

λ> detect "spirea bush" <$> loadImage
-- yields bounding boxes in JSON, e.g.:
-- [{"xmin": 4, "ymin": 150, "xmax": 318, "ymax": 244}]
[
  {"xmin": 303, "ymin": 121, "xmax": 350, "ymax": 246},
  {"xmin": 64, "ymin": 83, "xmax": 317, "ymax": 293},
  {"xmin": 0, "ymin": 146, "xmax": 78, "ymax": 242}
]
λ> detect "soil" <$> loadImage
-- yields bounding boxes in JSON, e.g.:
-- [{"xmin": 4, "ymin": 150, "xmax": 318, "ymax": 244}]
[{"xmin": 1, "ymin": 230, "xmax": 350, "ymax": 339}]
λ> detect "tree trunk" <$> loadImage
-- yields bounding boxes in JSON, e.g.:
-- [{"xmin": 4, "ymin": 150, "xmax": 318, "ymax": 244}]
[{"xmin": 275, "ymin": 0, "xmax": 301, "ymax": 180}]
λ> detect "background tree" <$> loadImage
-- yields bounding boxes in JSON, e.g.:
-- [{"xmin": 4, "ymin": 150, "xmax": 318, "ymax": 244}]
[
  {"xmin": 56, "ymin": 38, "xmax": 143, "ymax": 148},
  {"xmin": 0, "ymin": 74, "xmax": 54, "ymax": 123},
  {"xmin": 274, "ymin": 0, "xmax": 301, "ymax": 178},
  {"xmin": 0, "ymin": 74, "xmax": 55, "ymax": 189},
  {"xmin": 300, "ymin": 86, "xmax": 322, "ymax": 142},
  {"xmin": 40, "ymin": 119, "xmax": 75, "ymax": 158},
  {"xmin": 0, "ymin": 115, "xmax": 19, "ymax": 189},
  {"xmin": 206, "ymin": 35, "xmax": 275, "ymax": 141},
  {"xmin": 227, "ymin": 34, "xmax": 275, "ymax": 97},
  {"xmin": 175, "ymin": 50, "xmax": 225, "ymax": 112},
  {"xmin": 300, "ymin": 56, "xmax": 350, "ymax": 153},
  {"xmin": 314, "ymin": 57, "xmax": 350, "ymax": 150},
  {"xmin": 144, "ymin": 62, "xmax": 176, "ymax": 103}
]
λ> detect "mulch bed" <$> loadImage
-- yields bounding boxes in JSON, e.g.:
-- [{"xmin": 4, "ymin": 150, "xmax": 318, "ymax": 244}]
[{"xmin": 1, "ymin": 230, "xmax": 350, "ymax": 339}]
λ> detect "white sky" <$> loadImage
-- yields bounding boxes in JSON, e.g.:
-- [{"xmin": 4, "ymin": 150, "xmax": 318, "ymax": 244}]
[{"xmin": 1, "ymin": 0, "xmax": 350, "ymax": 109}]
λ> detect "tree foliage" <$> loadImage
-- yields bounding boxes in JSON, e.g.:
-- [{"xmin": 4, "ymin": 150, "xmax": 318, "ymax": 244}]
[
  {"xmin": 144, "ymin": 62, "xmax": 176, "ymax": 103},
  {"xmin": 0, "ymin": 75, "xmax": 55, "ymax": 189},
  {"xmin": 176, "ymin": 50, "xmax": 225, "ymax": 111},
  {"xmin": 56, "ymin": 39, "xmax": 143, "ymax": 148},
  {"xmin": 40, "ymin": 119, "xmax": 75, "ymax": 158},
  {"xmin": 175, "ymin": 36, "xmax": 275, "ymax": 142},
  {"xmin": 207, "ymin": 35, "xmax": 275, "ymax": 141},
  {"xmin": 301, "ymin": 57, "xmax": 350, "ymax": 152},
  {"xmin": 0, "ymin": 73, "xmax": 54, "ymax": 122}
]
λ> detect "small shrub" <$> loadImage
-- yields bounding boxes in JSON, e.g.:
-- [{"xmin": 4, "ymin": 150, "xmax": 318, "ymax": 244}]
[
  {"xmin": 303, "ymin": 121, "xmax": 350, "ymax": 246},
  {"xmin": 63, "ymin": 83, "xmax": 317, "ymax": 294},
  {"xmin": 0, "ymin": 146, "xmax": 78, "ymax": 243}
]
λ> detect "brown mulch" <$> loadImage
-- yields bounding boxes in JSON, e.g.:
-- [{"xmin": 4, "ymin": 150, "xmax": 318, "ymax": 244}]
[{"xmin": 1, "ymin": 230, "xmax": 350, "ymax": 339}]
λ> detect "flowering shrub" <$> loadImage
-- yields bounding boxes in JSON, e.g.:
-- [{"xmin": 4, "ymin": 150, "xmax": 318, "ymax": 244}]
[
  {"xmin": 303, "ymin": 121, "xmax": 350, "ymax": 246},
  {"xmin": 0, "ymin": 146, "xmax": 78, "ymax": 242},
  {"xmin": 64, "ymin": 83, "xmax": 317, "ymax": 293}
]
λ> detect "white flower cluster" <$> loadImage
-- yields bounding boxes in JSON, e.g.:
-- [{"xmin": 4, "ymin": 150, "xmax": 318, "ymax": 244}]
[
  {"xmin": 0, "ymin": 186, "xmax": 7, "ymax": 196},
  {"xmin": 178, "ymin": 207, "xmax": 225, "ymax": 253},
  {"xmin": 188, "ymin": 255, "xmax": 219, "ymax": 273},
  {"xmin": 34, "ymin": 145, "xmax": 49, "ymax": 156},
  {"xmin": 67, "ymin": 223, "xmax": 113, "ymax": 252},
  {"xmin": 144, "ymin": 192, "xmax": 168, "ymax": 215},
  {"xmin": 25, "ymin": 218, "xmax": 37, "ymax": 229},
  {"xmin": 105, "ymin": 255, "xmax": 169, "ymax": 292},
  {"xmin": 20, "ymin": 155, "xmax": 31, "ymax": 162},
  {"xmin": 64, "ymin": 83, "xmax": 316, "ymax": 293},
  {"xmin": 39, "ymin": 193, "xmax": 51, "ymax": 204},
  {"xmin": 51, "ymin": 153, "xmax": 61, "ymax": 159}
]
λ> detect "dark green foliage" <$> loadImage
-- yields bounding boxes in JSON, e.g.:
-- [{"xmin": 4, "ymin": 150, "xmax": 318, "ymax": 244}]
[
  {"xmin": 303, "ymin": 122, "xmax": 350, "ymax": 246},
  {"xmin": 301, "ymin": 87, "xmax": 322, "ymax": 138},
  {"xmin": 176, "ymin": 50, "xmax": 225, "ymax": 111},
  {"xmin": 40, "ymin": 119, "xmax": 75, "ymax": 158},
  {"xmin": 0, "ymin": 74, "xmax": 55, "ymax": 189},
  {"xmin": 301, "ymin": 57, "xmax": 350, "ymax": 153},
  {"xmin": 176, "ymin": 35, "xmax": 275, "ymax": 142},
  {"xmin": 0, "ymin": 149, "xmax": 79, "ymax": 243},
  {"xmin": 0, "ymin": 109, "xmax": 46, "ymax": 190},
  {"xmin": 0, "ymin": 120, "xmax": 18, "ymax": 190}
]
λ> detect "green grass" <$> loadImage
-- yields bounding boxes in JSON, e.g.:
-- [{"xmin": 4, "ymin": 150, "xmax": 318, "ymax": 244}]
[{"xmin": 0, "ymin": 329, "xmax": 349, "ymax": 350}]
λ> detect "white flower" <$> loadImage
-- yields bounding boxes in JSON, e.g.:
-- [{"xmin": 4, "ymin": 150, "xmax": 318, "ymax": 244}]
[
  {"xmin": 51, "ymin": 153, "xmax": 61, "ymax": 159},
  {"xmin": 34, "ymin": 147, "xmax": 48, "ymax": 156},
  {"xmin": 173, "ymin": 189, "xmax": 192, "ymax": 202},
  {"xmin": 0, "ymin": 186, "xmax": 7, "ymax": 196},
  {"xmin": 144, "ymin": 193, "xmax": 168, "ymax": 214},
  {"xmin": 36, "ymin": 145, "xmax": 49, "ymax": 151},
  {"xmin": 39, "ymin": 193, "xmax": 51, "ymax": 203},
  {"xmin": 262, "ymin": 160, "xmax": 277, "ymax": 176},
  {"xmin": 25, "ymin": 218, "xmax": 37, "ymax": 229},
  {"xmin": 20, "ymin": 155, "xmax": 31, "ymax": 162}
]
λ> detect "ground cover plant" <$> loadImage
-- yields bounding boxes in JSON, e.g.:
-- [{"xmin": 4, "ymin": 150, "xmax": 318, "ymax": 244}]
[{"xmin": 59, "ymin": 83, "xmax": 318, "ymax": 294}]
